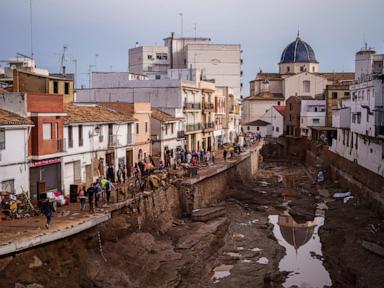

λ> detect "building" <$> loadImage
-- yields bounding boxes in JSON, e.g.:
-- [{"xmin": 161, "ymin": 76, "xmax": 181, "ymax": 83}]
[
  {"xmin": 259, "ymin": 105, "xmax": 286, "ymax": 138},
  {"xmin": 331, "ymin": 47, "xmax": 384, "ymax": 176},
  {"xmin": 62, "ymin": 103, "xmax": 136, "ymax": 194},
  {"xmin": 242, "ymin": 33, "xmax": 354, "ymax": 124},
  {"xmin": 300, "ymin": 99, "xmax": 326, "ymax": 137},
  {"xmin": 98, "ymin": 103, "xmax": 152, "ymax": 163},
  {"xmin": 151, "ymin": 108, "xmax": 184, "ymax": 164},
  {"xmin": 77, "ymin": 71, "xmax": 216, "ymax": 152},
  {"xmin": 243, "ymin": 119, "xmax": 270, "ymax": 137},
  {"xmin": 129, "ymin": 35, "xmax": 242, "ymax": 98},
  {"xmin": 214, "ymin": 91, "xmax": 226, "ymax": 149},
  {"xmin": 324, "ymin": 84, "xmax": 351, "ymax": 126},
  {"xmin": 0, "ymin": 108, "xmax": 33, "ymax": 196}
]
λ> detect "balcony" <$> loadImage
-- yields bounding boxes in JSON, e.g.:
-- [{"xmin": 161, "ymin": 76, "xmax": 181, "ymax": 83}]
[
  {"xmin": 177, "ymin": 130, "xmax": 185, "ymax": 139},
  {"xmin": 108, "ymin": 135, "xmax": 118, "ymax": 147},
  {"xmin": 183, "ymin": 102, "xmax": 201, "ymax": 111},
  {"xmin": 203, "ymin": 103, "xmax": 214, "ymax": 113},
  {"xmin": 202, "ymin": 122, "xmax": 215, "ymax": 132},
  {"xmin": 186, "ymin": 123, "xmax": 202, "ymax": 133}
]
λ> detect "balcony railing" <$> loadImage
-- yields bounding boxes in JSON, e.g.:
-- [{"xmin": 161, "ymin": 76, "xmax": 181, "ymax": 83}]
[
  {"xmin": 186, "ymin": 123, "xmax": 202, "ymax": 132},
  {"xmin": 203, "ymin": 103, "xmax": 214, "ymax": 111},
  {"xmin": 177, "ymin": 130, "xmax": 185, "ymax": 139},
  {"xmin": 202, "ymin": 122, "xmax": 215, "ymax": 130},
  {"xmin": 108, "ymin": 135, "xmax": 118, "ymax": 147},
  {"xmin": 183, "ymin": 102, "xmax": 201, "ymax": 110}
]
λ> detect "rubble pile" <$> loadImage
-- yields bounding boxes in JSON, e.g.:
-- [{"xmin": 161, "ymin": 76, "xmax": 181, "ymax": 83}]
[{"xmin": 0, "ymin": 192, "xmax": 39, "ymax": 220}]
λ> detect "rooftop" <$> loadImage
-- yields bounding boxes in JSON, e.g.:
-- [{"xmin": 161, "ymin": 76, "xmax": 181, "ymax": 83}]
[
  {"xmin": 273, "ymin": 105, "xmax": 287, "ymax": 116},
  {"xmin": 245, "ymin": 119, "xmax": 271, "ymax": 127},
  {"xmin": 243, "ymin": 92, "xmax": 284, "ymax": 101},
  {"xmin": 0, "ymin": 108, "xmax": 33, "ymax": 126},
  {"xmin": 64, "ymin": 104, "xmax": 135, "ymax": 124},
  {"xmin": 151, "ymin": 107, "xmax": 177, "ymax": 122}
]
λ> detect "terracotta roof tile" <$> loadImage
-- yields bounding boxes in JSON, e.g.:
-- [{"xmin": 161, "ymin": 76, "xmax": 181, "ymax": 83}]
[
  {"xmin": 273, "ymin": 105, "xmax": 286, "ymax": 116},
  {"xmin": 64, "ymin": 104, "xmax": 135, "ymax": 124},
  {"xmin": 151, "ymin": 108, "xmax": 176, "ymax": 122},
  {"xmin": 244, "ymin": 119, "xmax": 271, "ymax": 126},
  {"xmin": 0, "ymin": 108, "xmax": 33, "ymax": 126},
  {"xmin": 243, "ymin": 92, "xmax": 284, "ymax": 101}
]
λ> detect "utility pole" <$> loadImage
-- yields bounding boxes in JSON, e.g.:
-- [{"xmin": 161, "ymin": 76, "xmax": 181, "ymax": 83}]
[
  {"xmin": 178, "ymin": 13, "xmax": 183, "ymax": 37},
  {"xmin": 29, "ymin": 0, "xmax": 34, "ymax": 59}
]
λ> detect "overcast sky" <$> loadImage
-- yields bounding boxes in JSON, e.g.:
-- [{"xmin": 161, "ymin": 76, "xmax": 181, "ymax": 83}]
[{"xmin": 1, "ymin": 0, "xmax": 383, "ymax": 95}]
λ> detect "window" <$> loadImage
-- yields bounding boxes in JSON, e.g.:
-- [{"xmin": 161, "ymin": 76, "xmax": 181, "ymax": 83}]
[
  {"xmin": 247, "ymin": 126, "xmax": 250, "ymax": 131},
  {"xmin": 314, "ymin": 107, "xmax": 318, "ymax": 112},
  {"xmin": 68, "ymin": 126, "xmax": 73, "ymax": 148},
  {"xmin": 0, "ymin": 128, "xmax": 5, "ymax": 150},
  {"xmin": 145, "ymin": 122, "xmax": 148, "ymax": 133},
  {"xmin": 303, "ymin": 80, "xmax": 310, "ymax": 93},
  {"xmin": 64, "ymin": 82, "xmax": 70, "ymax": 95},
  {"xmin": 155, "ymin": 75, "xmax": 161, "ymax": 80},
  {"xmin": 344, "ymin": 92, "xmax": 350, "ymax": 97},
  {"xmin": 171, "ymin": 123, "xmax": 174, "ymax": 134},
  {"xmin": 287, "ymin": 67, "xmax": 290, "ymax": 73},
  {"xmin": 156, "ymin": 53, "xmax": 167, "ymax": 60},
  {"xmin": 276, "ymin": 127, "xmax": 279, "ymax": 132},
  {"xmin": 277, "ymin": 101, "xmax": 281, "ymax": 106},
  {"xmin": 78, "ymin": 125, "xmax": 83, "ymax": 146},
  {"xmin": 147, "ymin": 66, "xmax": 153, "ymax": 72},
  {"xmin": 53, "ymin": 81, "xmax": 59, "ymax": 94},
  {"xmin": 1, "ymin": 179, "xmax": 14, "ymax": 194},
  {"xmin": 147, "ymin": 54, "xmax": 153, "ymax": 60},
  {"xmin": 357, "ymin": 112, "xmax": 361, "ymax": 124},
  {"xmin": 256, "ymin": 127, "xmax": 260, "ymax": 131},
  {"xmin": 312, "ymin": 118, "xmax": 320, "ymax": 125},
  {"xmin": 136, "ymin": 123, "xmax": 139, "ymax": 134},
  {"xmin": 43, "ymin": 123, "xmax": 52, "ymax": 140},
  {"xmin": 332, "ymin": 92, "xmax": 338, "ymax": 99}
]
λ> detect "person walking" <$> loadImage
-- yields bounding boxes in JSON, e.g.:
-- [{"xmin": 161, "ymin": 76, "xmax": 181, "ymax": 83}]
[
  {"xmin": 41, "ymin": 199, "xmax": 53, "ymax": 229},
  {"xmin": 105, "ymin": 179, "xmax": 115, "ymax": 206},
  {"xmin": 223, "ymin": 149, "xmax": 228, "ymax": 161},
  {"xmin": 78, "ymin": 186, "xmax": 87, "ymax": 211},
  {"xmin": 212, "ymin": 150, "xmax": 216, "ymax": 164},
  {"xmin": 94, "ymin": 179, "xmax": 102, "ymax": 209},
  {"xmin": 86, "ymin": 183, "xmax": 95, "ymax": 213}
]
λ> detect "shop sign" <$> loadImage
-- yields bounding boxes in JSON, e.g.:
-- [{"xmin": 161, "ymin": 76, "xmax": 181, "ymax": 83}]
[{"xmin": 30, "ymin": 158, "xmax": 61, "ymax": 167}]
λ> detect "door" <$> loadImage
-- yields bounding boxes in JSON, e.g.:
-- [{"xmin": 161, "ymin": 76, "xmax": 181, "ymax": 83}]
[
  {"xmin": 126, "ymin": 149, "xmax": 133, "ymax": 177},
  {"xmin": 85, "ymin": 164, "xmax": 92, "ymax": 187},
  {"xmin": 64, "ymin": 162, "xmax": 74, "ymax": 194}
]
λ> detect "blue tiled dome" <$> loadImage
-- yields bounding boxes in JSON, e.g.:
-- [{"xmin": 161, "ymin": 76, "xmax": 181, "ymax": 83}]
[{"xmin": 280, "ymin": 35, "xmax": 318, "ymax": 64}]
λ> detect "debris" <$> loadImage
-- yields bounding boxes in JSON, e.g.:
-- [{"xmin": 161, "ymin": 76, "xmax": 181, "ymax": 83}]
[
  {"xmin": 241, "ymin": 259, "xmax": 252, "ymax": 263},
  {"xmin": 28, "ymin": 256, "xmax": 43, "ymax": 269},
  {"xmin": 333, "ymin": 192, "xmax": 351, "ymax": 199},
  {"xmin": 211, "ymin": 264, "xmax": 233, "ymax": 281},
  {"xmin": 343, "ymin": 196, "xmax": 354, "ymax": 204},
  {"xmin": 250, "ymin": 248, "xmax": 262, "ymax": 252},
  {"xmin": 317, "ymin": 202, "xmax": 328, "ymax": 210},
  {"xmin": 191, "ymin": 206, "xmax": 225, "ymax": 222},
  {"xmin": 317, "ymin": 171, "xmax": 325, "ymax": 183},
  {"xmin": 256, "ymin": 257, "xmax": 269, "ymax": 265},
  {"xmin": 361, "ymin": 240, "xmax": 384, "ymax": 257},
  {"xmin": 233, "ymin": 233, "xmax": 245, "ymax": 240}
]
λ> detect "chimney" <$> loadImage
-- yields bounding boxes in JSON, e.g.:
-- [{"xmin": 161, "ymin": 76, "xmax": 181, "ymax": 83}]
[{"xmin": 135, "ymin": 41, "xmax": 139, "ymax": 48}]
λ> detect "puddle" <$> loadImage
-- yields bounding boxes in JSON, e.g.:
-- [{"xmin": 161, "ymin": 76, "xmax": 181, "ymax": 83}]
[
  {"xmin": 269, "ymin": 211, "xmax": 332, "ymax": 288},
  {"xmin": 210, "ymin": 264, "xmax": 233, "ymax": 282}
]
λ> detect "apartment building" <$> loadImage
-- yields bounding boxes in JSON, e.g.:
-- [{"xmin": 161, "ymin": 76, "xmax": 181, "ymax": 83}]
[{"xmin": 331, "ymin": 47, "xmax": 384, "ymax": 176}]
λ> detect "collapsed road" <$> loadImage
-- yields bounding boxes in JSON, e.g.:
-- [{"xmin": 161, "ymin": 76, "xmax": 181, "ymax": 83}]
[{"xmin": 0, "ymin": 155, "xmax": 383, "ymax": 288}]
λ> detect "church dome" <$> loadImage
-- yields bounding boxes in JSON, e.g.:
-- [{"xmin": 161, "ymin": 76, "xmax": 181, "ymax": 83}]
[{"xmin": 280, "ymin": 34, "xmax": 318, "ymax": 64}]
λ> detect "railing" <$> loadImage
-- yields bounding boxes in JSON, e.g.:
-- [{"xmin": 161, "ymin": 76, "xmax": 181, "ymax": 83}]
[
  {"xmin": 177, "ymin": 130, "xmax": 185, "ymax": 139},
  {"xmin": 202, "ymin": 122, "xmax": 215, "ymax": 130},
  {"xmin": 108, "ymin": 135, "xmax": 118, "ymax": 147},
  {"xmin": 203, "ymin": 103, "xmax": 214, "ymax": 110},
  {"xmin": 186, "ymin": 123, "xmax": 202, "ymax": 132},
  {"xmin": 183, "ymin": 102, "xmax": 201, "ymax": 110}
]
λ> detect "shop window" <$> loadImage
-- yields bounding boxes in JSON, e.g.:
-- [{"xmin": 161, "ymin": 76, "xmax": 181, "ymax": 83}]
[
  {"xmin": 53, "ymin": 81, "xmax": 59, "ymax": 94},
  {"xmin": 0, "ymin": 128, "xmax": 5, "ymax": 150},
  {"xmin": 64, "ymin": 82, "xmax": 70, "ymax": 95},
  {"xmin": 43, "ymin": 123, "xmax": 52, "ymax": 140},
  {"xmin": 1, "ymin": 179, "xmax": 14, "ymax": 194}
]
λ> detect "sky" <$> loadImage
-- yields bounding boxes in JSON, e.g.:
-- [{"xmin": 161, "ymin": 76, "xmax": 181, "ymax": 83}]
[{"xmin": 1, "ymin": 0, "xmax": 384, "ymax": 95}]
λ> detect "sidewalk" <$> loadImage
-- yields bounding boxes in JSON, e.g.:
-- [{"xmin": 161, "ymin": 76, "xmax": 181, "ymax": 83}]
[{"xmin": 0, "ymin": 141, "xmax": 263, "ymax": 256}]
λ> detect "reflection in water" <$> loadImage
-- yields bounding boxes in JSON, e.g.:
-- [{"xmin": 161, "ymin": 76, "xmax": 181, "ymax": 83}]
[{"xmin": 269, "ymin": 212, "xmax": 332, "ymax": 288}]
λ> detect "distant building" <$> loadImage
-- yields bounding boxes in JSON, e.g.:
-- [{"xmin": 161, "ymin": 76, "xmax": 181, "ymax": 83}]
[
  {"xmin": 243, "ymin": 119, "xmax": 270, "ymax": 138},
  {"xmin": 242, "ymin": 33, "xmax": 354, "ymax": 124},
  {"xmin": 324, "ymin": 84, "xmax": 351, "ymax": 126},
  {"xmin": 129, "ymin": 35, "xmax": 242, "ymax": 99},
  {"xmin": 300, "ymin": 99, "xmax": 326, "ymax": 137},
  {"xmin": 260, "ymin": 105, "xmax": 286, "ymax": 138}
]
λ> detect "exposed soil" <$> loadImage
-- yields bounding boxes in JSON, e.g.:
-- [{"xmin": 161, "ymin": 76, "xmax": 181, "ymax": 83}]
[{"xmin": 0, "ymin": 157, "xmax": 383, "ymax": 288}]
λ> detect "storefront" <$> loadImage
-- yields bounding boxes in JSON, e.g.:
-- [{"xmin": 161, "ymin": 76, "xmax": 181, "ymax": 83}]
[{"xmin": 29, "ymin": 158, "xmax": 62, "ymax": 201}]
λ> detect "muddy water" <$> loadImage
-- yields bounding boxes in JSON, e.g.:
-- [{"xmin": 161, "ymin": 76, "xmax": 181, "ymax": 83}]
[{"xmin": 269, "ymin": 210, "xmax": 332, "ymax": 288}]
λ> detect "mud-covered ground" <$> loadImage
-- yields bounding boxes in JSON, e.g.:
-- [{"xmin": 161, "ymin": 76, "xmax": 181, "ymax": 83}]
[{"xmin": 0, "ymin": 160, "xmax": 383, "ymax": 288}]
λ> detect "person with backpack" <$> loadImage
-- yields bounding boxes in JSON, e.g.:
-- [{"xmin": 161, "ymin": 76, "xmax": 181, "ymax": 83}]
[
  {"xmin": 41, "ymin": 199, "xmax": 54, "ymax": 229},
  {"xmin": 86, "ymin": 183, "xmax": 96, "ymax": 213}
]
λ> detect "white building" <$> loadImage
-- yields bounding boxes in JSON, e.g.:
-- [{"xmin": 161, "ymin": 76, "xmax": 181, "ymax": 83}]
[
  {"xmin": 259, "ymin": 105, "xmax": 286, "ymax": 138},
  {"xmin": 300, "ymin": 99, "xmax": 326, "ymax": 137},
  {"xmin": 331, "ymin": 47, "xmax": 384, "ymax": 176},
  {"xmin": 243, "ymin": 119, "xmax": 271, "ymax": 138},
  {"xmin": 129, "ymin": 35, "xmax": 242, "ymax": 98},
  {"xmin": 0, "ymin": 108, "xmax": 33, "ymax": 196},
  {"xmin": 151, "ymin": 108, "xmax": 184, "ymax": 163},
  {"xmin": 242, "ymin": 33, "xmax": 354, "ymax": 124},
  {"xmin": 62, "ymin": 103, "xmax": 136, "ymax": 194}
]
